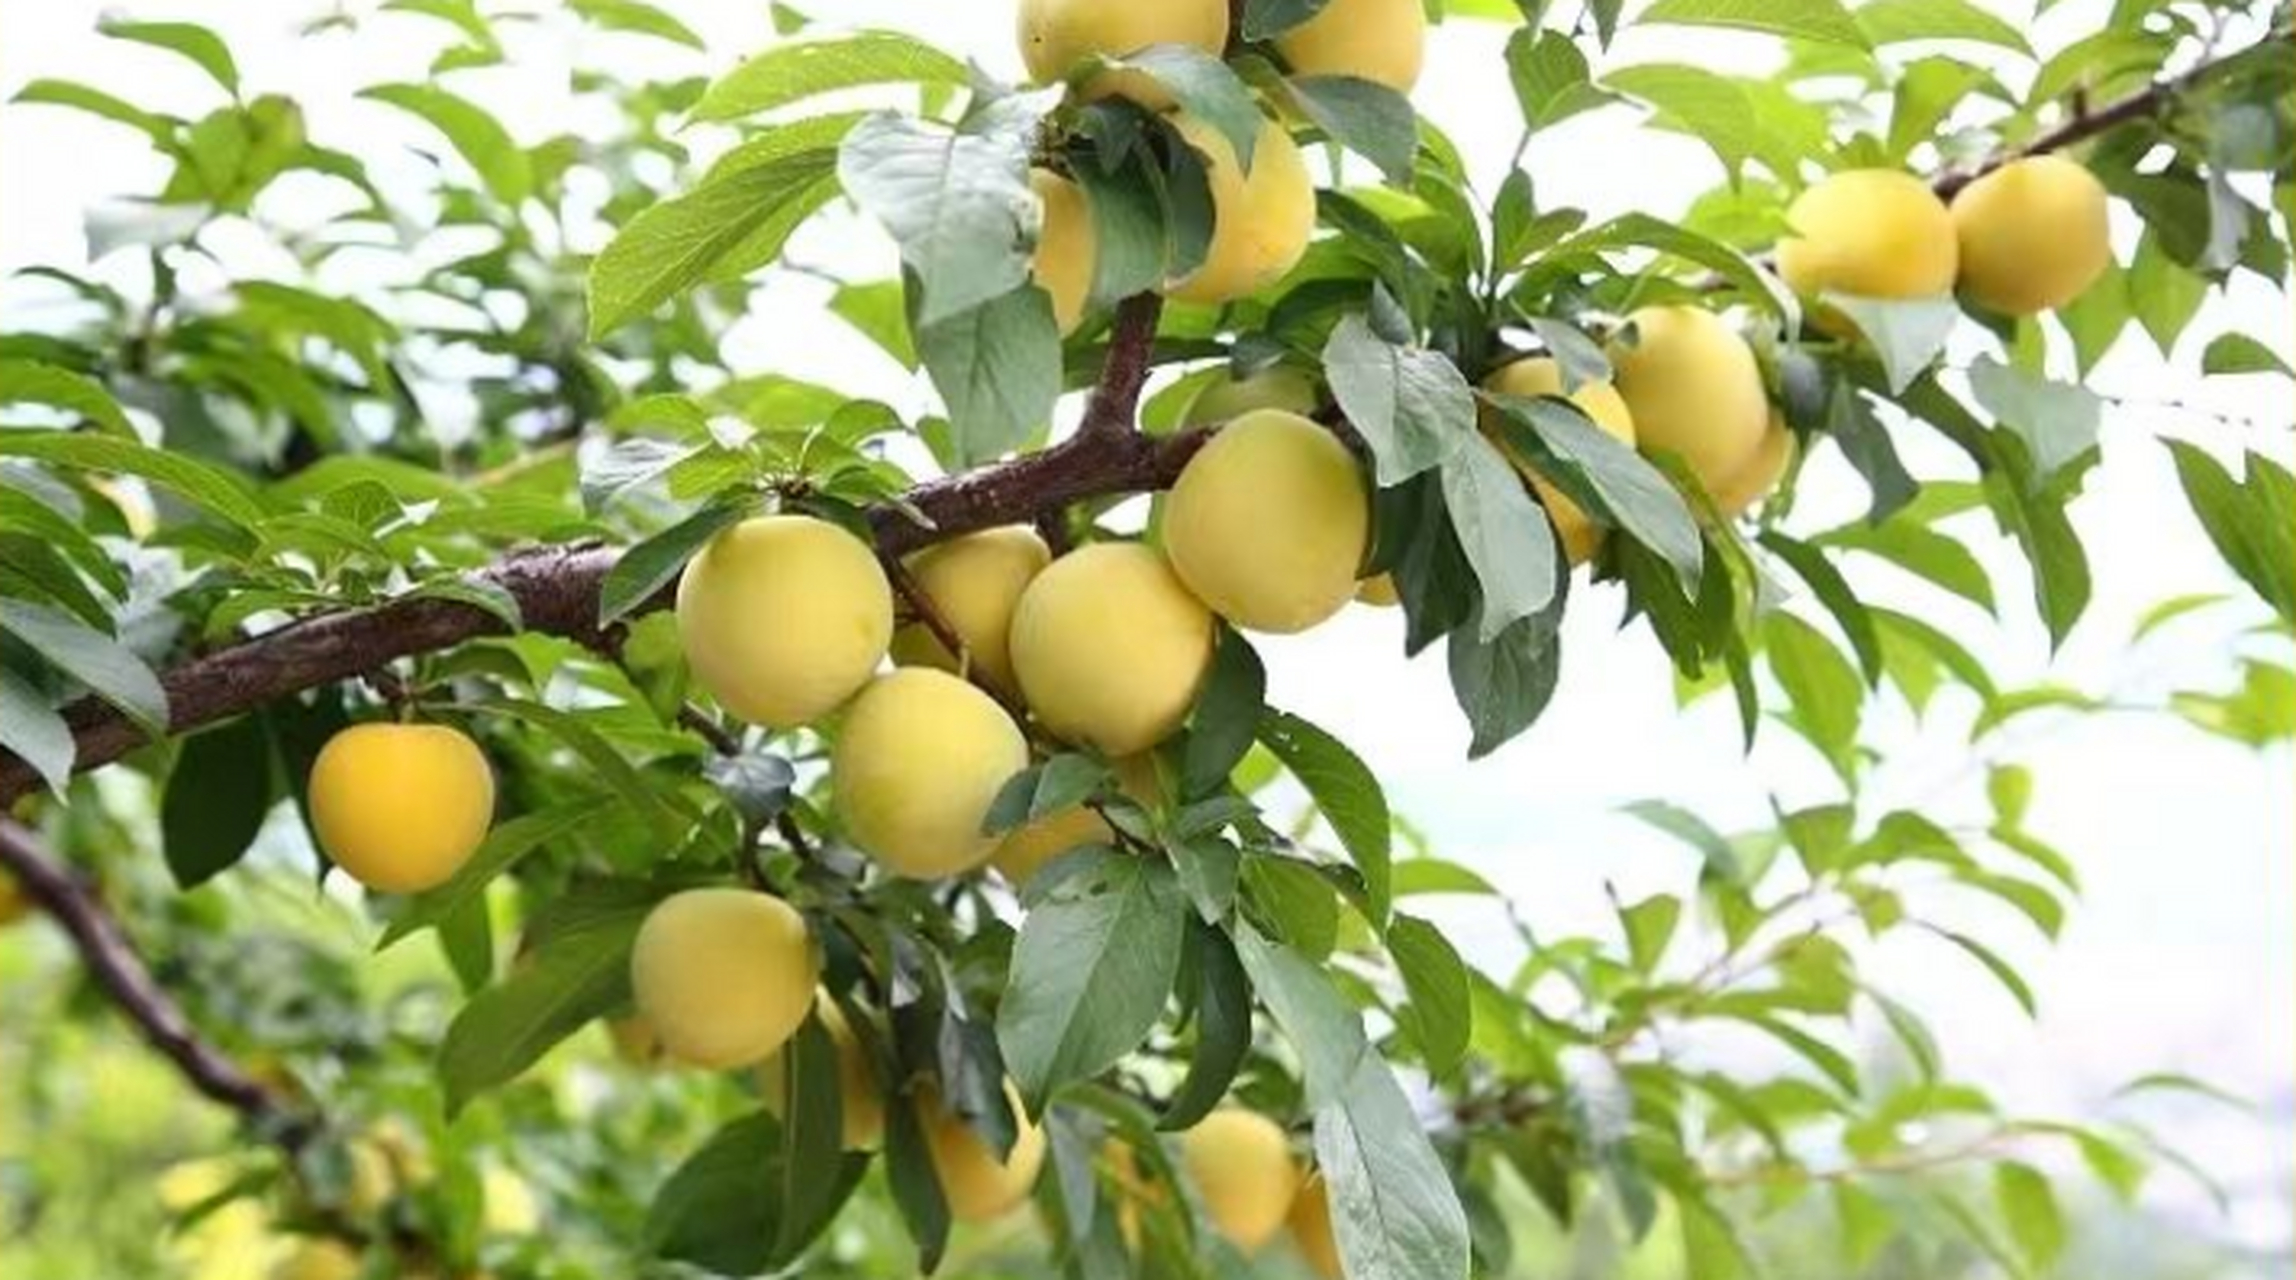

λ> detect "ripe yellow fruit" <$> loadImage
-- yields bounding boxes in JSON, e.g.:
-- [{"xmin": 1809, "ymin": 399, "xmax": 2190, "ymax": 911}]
[
  {"xmin": 1778, "ymin": 169, "xmax": 1958, "ymax": 306},
  {"xmin": 1181, "ymin": 1108, "xmax": 1300, "ymax": 1252},
  {"xmin": 273, "ymin": 1240, "xmax": 363, "ymax": 1280},
  {"xmin": 1289, "ymin": 1173, "xmax": 1344, "ymax": 1280},
  {"xmin": 991, "ymin": 754, "xmax": 1161, "ymax": 882},
  {"xmin": 1165, "ymin": 410, "xmax": 1369, "ymax": 633},
  {"xmin": 1031, "ymin": 169, "xmax": 1096, "ymax": 336},
  {"xmin": 1166, "ymin": 115, "xmax": 1317, "ymax": 307},
  {"xmin": 1182, "ymin": 364, "xmax": 1322, "ymax": 426},
  {"xmin": 1010, "ymin": 543, "xmax": 1215, "ymax": 755},
  {"xmin": 1609, "ymin": 306, "xmax": 1770, "ymax": 496},
  {"xmin": 888, "ymin": 527, "xmax": 1052, "ymax": 691},
  {"xmin": 759, "ymin": 998, "xmax": 885, "ymax": 1150},
  {"xmin": 1274, "ymin": 0, "xmax": 1426, "ymax": 92},
  {"xmin": 1355, "ymin": 574, "xmax": 1400, "ymax": 608},
  {"xmin": 1016, "ymin": 0, "xmax": 1229, "ymax": 106},
  {"xmin": 1482, "ymin": 358, "xmax": 1638, "ymax": 565},
  {"xmin": 833, "ymin": 669, "xmax": 1030, "ymax": 879},
  {"xmin": 308, "ymin": 723, "xmax": 494, "ymax": 894},
  {"xmin": 1952, "ymin": 155, "xmax": 2113, "ymax": 315},
  {"xmin": 675, "ymin": 515, "xmax": 893, "ymax": 730},
  {"xmin": 630, "ymin": 888, "xmax": 818, "ymax": 1070},
  {"xmin": 1712, "ymin": 413, "xmax": 1797, "ymax": 517},
  {"xmin": 918, "ymin": 1082, "xmax": 1048, "ymax": 1222}
]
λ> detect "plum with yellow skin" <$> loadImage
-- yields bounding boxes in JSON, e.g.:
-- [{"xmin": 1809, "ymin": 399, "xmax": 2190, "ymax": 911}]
[
  {"xmin": 991, "ymin": 754, "xmax": 1162, "ymax": 883},
  {"xmin": 1181, "ymin": 1108, "xmax": 1300, "ymax": 1252},
  {"xmin": 1166, "ymin": 115, "xmax": 1316, "ymax": 307},
  {"xmin": 1609, "ymin": 306, "xmax": 1770, "ymax": 497},
  {"xmin": 1482, "ymin": 357, "xmax": 1638, "ymax": 565},
  {"xmin": 1777, "ymin": 169, "xmax": 1959, "ymax": 305},
  {"xmin": 629, "ymin": 888, "xmax": 818, "ymax": 1070},
  {"xmin": 308, "ymin": 723, "xmax": 494, "ymax": 894},
  {"xmin": 918, "ymin": 1082, "xmax": 1047, "ymax": 1222},
  {"xmin": 1288, "ymin": 1173, "xmax": 1343, "ymax": 1280},
  {"xmin": 1274, "ymin": 0, "xmax": 1426, "ymax": 92},
  {"xmin": 1182, "ymin": 364, "xmax": 1321, "ymax": 426},
  {"xmin": 1164, "ymin": 409, "xmax": 1369, "ymax": 633},
  {"xmin": 1030, "ymin": 170, "xmax": 1096, "ymax": 336},
  {"xmin": 888, "ymin": 526, "xmax": 1051, "ymax": 691},
  {"xmin": 834, "ymin": 669, "xmax": 1029, "ymax": 878},
  {"xmin": 1711, "ymin": 413, "xmax": 1797, "ymax": 517},
  {"xmin": 675, "ymin": 515, "xmax": 892, "ymax": 730},
  {"xmin": 758, "ymin": 998, "xmax": 885, "ymax": 1150},
  {"xmin": 1016, "ymin": 0, "xmax": 1228, "ymax": 106},
  {"xmin": 1952, "ymin": 155, "xmax": 2113, "ymax": 315},
  {"xmin": 1010, "ymin": 543, "xmax": 1215, "ymax": 756}
]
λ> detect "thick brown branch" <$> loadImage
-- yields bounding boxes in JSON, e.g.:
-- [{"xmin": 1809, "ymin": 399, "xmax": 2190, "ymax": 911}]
[
  {"xmin": 0, "ymin": 426, "xmax": 1211, "ymax": 805},
  {"xmin": 0, "ymin": 817, "xmax": 315, "ymax": 1147},
  {"xmin": 1076, "ymin": 292, "xmax": 1164, "ymax": 438}
]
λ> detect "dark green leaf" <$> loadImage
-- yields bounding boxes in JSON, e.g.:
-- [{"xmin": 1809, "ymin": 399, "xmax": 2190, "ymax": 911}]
[
  {"xmin": 1322, "ymin": 313, "xmax": 1474, "ymax": 486},
  {"xmin": 1159, "ymin": 921, "xmax": 1251, "ymax": 1131},
  {"xmin": 0, "ymin": 666, "xmax": 72, "ymax": 796},
  {"xmin": 1388, "ymin": 915, "xmax": 1471, "ymax": 1075},
  {"xmin": 645, "ymin": 1113, "xmax": 784, "ymax": 1272},
  {"xmin": 1288, "ymin": 76, "xmax": 1418, "ymax": 186},
  {"xmin": 692, "ymin": 30, "xmax": 967, "ymax": 123},
  {"xmin": 598, "ymin": 499, "xmax": 749, "ymax": 628},
  {"xmin": 1440, "ymin": 434, "xmax": 1558, "ymax": 640},
  {"xmin": 1184, "ymin": 628, "xmax": 1267, "ymax": 798},
  {"xmin": 1257, "ymin": 711, "xmax": 1391, "ymax": 925},
  {"xmin": 161, "ymin": 716, "xmax": 277, "ymax": 889},
  {"xmin": 438, "ymin": 895, "xmax": 647, "ymax": 1113},
  {"xmin": 0, "ymin": 597, "xmax": 167, "ymax": 734},
  {"xmin": 916, "ymin": 285, "xmax": 1063, "ymax": 466},
  {"xmin": 360, "ymin": 84, "xmax": 532, "ymax": 203}
]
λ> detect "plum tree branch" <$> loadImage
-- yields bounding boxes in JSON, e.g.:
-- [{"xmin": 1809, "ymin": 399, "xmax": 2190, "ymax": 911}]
[{"xmin": 0, "ymin": 817, "xmax": 317, "ymax": 1148}]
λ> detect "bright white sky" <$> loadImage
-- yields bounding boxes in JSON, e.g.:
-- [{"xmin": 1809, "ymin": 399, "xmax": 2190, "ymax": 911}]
[{"xmin": 1, "ymin": 0, "xmax": 2289, "ymax": 1254}]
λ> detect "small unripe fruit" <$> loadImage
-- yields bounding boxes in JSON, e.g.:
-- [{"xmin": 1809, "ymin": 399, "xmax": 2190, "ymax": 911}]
[
  {"xmin": 1777, "ymin": 169, "xmax": 1959, "ymax": 303},
  {"xmin": 675, "ymin": 515, "xmax": 893, "ymax": 730},
  {"xmin": 759, "ymin": 998, "xmax": 885, "ymax": 1150},
  {"xmin": 1712, "ymin": 413, "xmax": 1797, "ymax": 517},
  {"xmin": 1182, "ymin": 364, "xmax": 1322, "ymax": 427},
  {"xmin": 1181, "ymin": 1108, "xmax": 1300, "ymax": 1252},
  {"xmin": 1030, "ymin": 170, "xmax": 1096, "ymax": 336},
  {"xmin": 1952, "ymin": 155, "xmax": 2113, "ymax": 315},
  {"xmin": 1609, "ymin": 306, "xmax": 1769, "ymax": 498},
  {"xmin": 888, "ymin": 527, "xmax": 1052, "ymax": 691},
  {"xmin": 834, "ymin": 669, "xmax": 1029, "ymax": 879},
  {"xmin": 1010, "ymin": 543, "xmax": 1215, "ymax": 756},
  {"xmin": 1289, "ymin": 1173, "xmax": 1344, "ymax": 1280},
  {"xmin": 1274, "ymin": 0, "xmax": 1427, "ymax": 92},
  {"xmin": 1482, "ymin": 357, "xmax": 1638, "ymax": 565},
  {"xmin": 630, "ymin": 888, "xmax": 818, "ymax": 1070},
  {"xmin": 1016, "ymin": 0, "xmax": 1228, "ymax": 107},
  {"xmin": 1166, "ymin": 115, "xmax": 1316, "ymax": 307},
  {"xmin": 919, "ymin": 1082, "xmax": 1047, "ymax": 1222},
  {"xmin": 1165, "ymin": 410, "xmax": 1369, "ymax": 633},
  {"xmin": 991, "ymin": 754, "xmax": 1161, "ymax": 882},
  {"xmin": 308, "ymin": 723, "xmax": 494, "ymax": 894},
  {"xmin": 1355, "ymin": 574, "xmax": 1400, "ymax": 608}
]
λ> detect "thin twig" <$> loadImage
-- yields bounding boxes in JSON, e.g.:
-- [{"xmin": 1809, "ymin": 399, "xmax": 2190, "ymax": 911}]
[
  {"xmin": 881, "ymin": 550, "xmax": 1031, "ymax": 721},
  {"xmin": 0, "ymin": 817, "xmax": 317, "ymax": 1149},
  {"xmin": 676, "ymin": 705, "xmax": 742, "ymax": 757}
]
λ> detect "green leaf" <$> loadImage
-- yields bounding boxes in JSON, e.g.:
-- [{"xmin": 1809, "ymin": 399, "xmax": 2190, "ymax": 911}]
[
  {"xmin": 1968, "ymin": 355, "xmax": 2102, "ymax": 481},
  {"xmin": 1158, "ymin": 921, "xmax": 1252, "ymax": 1131},
  {"xmin": 839, "ymin": 111, "xmax": 1037, "ymax": 326},
  {"xmin": 359, "ymin": 84, "xmax": 532, "ymax": 204},
  {"xmin": 1241, "ymin": 0, "xmax": 1334, "ymax": 39},
  {"xmin": 1827, "ymin": 294, "xmax": 1959, "ymax": 394},
  {"xmin": 883, "ymin": 1088, "xmax": 951, "ymax": 1271},
  {"xmin": 0, "ymin": 425, "xmax": 267, "ymax": 534},
  {"xmin": 998, "ymin": 851, "xmax": 1187, "ymax": 1115},
  {"xmin": 1486, "ymin": 393, "xmax": 1703, "ymax": 588},
  {"xmin": 2127, "ymin": 228, "xmax": 2206, "ymax": 356},
  {"xmin": 916, "ymin": 286, "xmax": 1063, "ymax": 466},
  {"xmin": 99, "ymin": 18, "xmax": 240, "ymax": 94},
  {"xmin": 160, "ymin": 716, "xmax": 277, "ymax": 889},
  {"xmin": 1447, "ymin": 611, "xmax": 1563, "ymax": 760},
  {"xmin": 646, "ymin": 1113, "xmax": 785, "ymax": 1272},
  {"xmin": 0, "ymin": 360, "xmax": 135, "ymax": 437},
  {"xmin": 1994, "ymin": 1161, "xmax": 2066, "ymax": 1271},
  {"xmin": 1322, "ymin": 312, "xmax": 1474, "ymax": 486},
  {"xmin": 1388, "ymin": 914, "xmax": 1471, "ymax": 1075},
  {"xmin": 1440, "ymin": 434, "xmax": 1559, "ymax": 640},
  {"xmin": 475, "ymin": 699, "xmax": 697, "ymax": 839},
  {"xmin": 829, "ymin": 279, "xmax": 919, "ymax": 370},
  {"xmin": 1823, "ymin": 379, "xmax": 1918, "ymax": 526},
  {"xmin": 567, "ymin": 0, "xmax": 705, "ymax": 47},
  {"xmin": 1758, "ymin": 531, "xmax": 1883, "ymax": 685},
  {"xmin": 437, "ymin": 893, "xmax": 648, "ymax": 1113},
  {"xmin": 773, "ymin": 1017, "xmax": 869, "ymax": 1258},
  {"xmin": 598, "ymin": 499, "xmax": 750, "ymax": 628},
  {"xmin": 1183, "ymin": 628, "xmax": 1267, "ymax": 798},
  {"xmin": 1288, "ymin": 76, "xmax": 1419, "ymax": 186},
  {"xmin": 1639, "ymin": 0, "xmax": 1870, "ymax": 48},
  {"xmin": 382, "ymin": 797, "xmax": 616, "ymax": 948},
  {"xmin": 1623, "ymin": 800, "xmax": 1744, "ymax": 882},
  {"xmin": 1855, "ymin": 0, "xmax": 2032, "ymax": 54},
  {"xmin": 1112, "ymin": 46, "xmax": 1262, "ymax": 172},
  {"xmin": 1546, "ymin": 212, "xmax": 1798, "ymax": 325},
  {"xmin": 1603, "ymin": 63, "xmax": 1763, "ymax": 179},
  {"xmin": 1816, "ymin": 518, "xmax": 1996, "ymax": 614},
  {"xmin": 1505, "ymin": 28, "xmax": 1615, "ymax": 134},
  {"xmin": 1258, "ymin": 711, "xmax": 1391, "ymax": 925},
  {"xmin": 1618, "ymin": 894, "xmax": 1682, "ymax": 973},
  {"xmin": 588, "ymin": 117, "xmax": 853, "ymax": 337},
  {"xmin": 10, "ymin": 79, "xmax": 174, "ymax": 142},
  {"xmin": 983, "ymin": 753, "xmax": 1108, "ymax": 836},
  {"xmin": 1313, "ymin": 1049, "xmax": 1474, "ymax": 1280},
  {"xmin": 691, "ymin": 31, "xmax": 969, "ymax": 123},
  {"xmin": 1764, "ymin": 612, "xmax": 1862, "ymax": 781},
  {"xmin": 2202, "ymin": 332, "xmax": 2293, "ymax": 379},
  {"xmin": 0, "ymin": 597, "xmax": 167, "ymax": 735},
  {"xmin": 1233, "ymin": 922, "xmax": 1369, "ymax": 1098},
  {"xmin": 1931, "ymin": 927, "xmax": 2037, "ymax": 1017},
  {"xmin": 2165, "ymin": 443, "xmax": 2296, "ymax": 628},
  {"xmin": 0, "ymin": 665, "xmax": 74, "ymax": 796}
]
